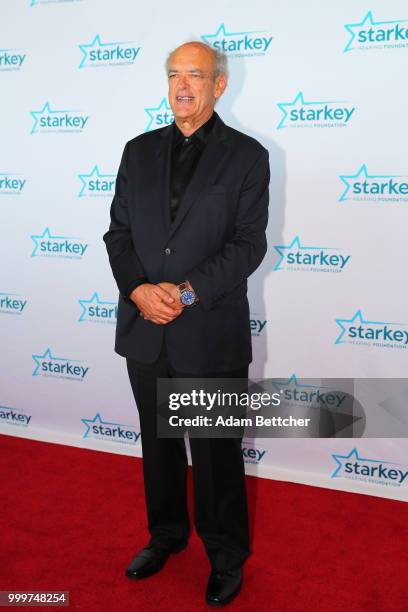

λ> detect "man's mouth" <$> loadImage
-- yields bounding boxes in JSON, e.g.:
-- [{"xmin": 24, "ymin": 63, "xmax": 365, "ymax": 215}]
[{"xmin": 176, "ymin": 96, "xmax": 194, "ymax": 102}]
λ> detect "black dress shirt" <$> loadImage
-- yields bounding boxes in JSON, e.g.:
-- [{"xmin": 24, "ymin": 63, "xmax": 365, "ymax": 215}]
[
  {"xmin": 169, "ymin": 112, "xmax": 216, "ymax": 223},
  {"xmin": 125, "ymin": 113, "xmax": 216, "ymax": 298}
]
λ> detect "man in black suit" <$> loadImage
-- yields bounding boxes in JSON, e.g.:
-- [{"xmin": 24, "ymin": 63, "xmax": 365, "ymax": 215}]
[{"xmin": 103, "ymin": 41, "xmax": 269, "ymax": 606}]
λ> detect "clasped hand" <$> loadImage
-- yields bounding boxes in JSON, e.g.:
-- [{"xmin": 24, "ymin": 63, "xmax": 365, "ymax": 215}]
[{"xmin": 130, "ymin": 282, "xmax": 183, "ymax": 325}]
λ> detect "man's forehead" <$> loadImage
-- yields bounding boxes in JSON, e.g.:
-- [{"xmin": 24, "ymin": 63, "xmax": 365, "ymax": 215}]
[
  {"xmin": 168, "ymin": 65, "xmax": 205, "ymax": 73},
  {"xmin": 168, "ymin": 44, "xmax": 215, "ymax": 69}
]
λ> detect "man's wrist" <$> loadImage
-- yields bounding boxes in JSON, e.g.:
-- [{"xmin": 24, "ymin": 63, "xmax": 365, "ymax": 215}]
[
  {"xmin": 177, "ymin": 280, "xmax": 198, "ymax": 306},
  {"xmin": 125, "ymin": 278, "xmax": 148, "ymax": 299},
  {"xmin": 121, "ymin": 281, "xmax": 147, "ymax": 310}
]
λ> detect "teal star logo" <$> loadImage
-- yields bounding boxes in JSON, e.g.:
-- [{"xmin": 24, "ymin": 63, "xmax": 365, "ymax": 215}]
[
  {"xmin": 81, "ymin": 412, "xmax": 140, "ymax": 442},
  {"xmin": 276, "ymin": 91, "xmax": 345, "ymax": 129},
  {"xmin": 344, "ymin": 11, "xmax": 408, "ymax": 52},
  {"xmin": 78, "ymin": 165, "xmax": 115, "ymax": 197},
  {"xmin": 79, "ymin": 35, "xmax": 107, "ymax": 68},
  {"xmin": 144, "ymin": 98, "xmax": 173, "ymax": 132},
  {"xmin": 201, "ymin": 23, "xmax": 263, "ymax": 46},
  {"xmin": 334, "ymin": 310, "xmax": 406, "ymax": 344},
  {"xmin": 331, "ymin": 448, "xmax": 398, "ymax": 478},
  {"xmin": 30, "ymin": 102, "xmax": 63, "ymax": 134},
  {"xmin": 271, "ymin": 374, "xmax": 334, "ymax": 394},
  {"xmin": 78, "ymin": 292, "xmax": 117, "ymax": 322},
  {"xmin": 32, "ymin": 347, "xmax": 81, "ymax": 376},
  {"xmin": 82, "ymin": 413, "xmax": 109, "ymax": 437},
  {"xmin": 30, "ymin": 101, "xmax": 76, "ymax": 135},
  {"xmin": 339, "ymin": 164, "xmax": 404, "ymax": 202},
  {"xmin": 270, "ymin": 376, "xmax": 363, "ymax": 435},
  {"xmin": 273, "ymin": 236, "xmax": 338, "ymax": 270},
  {"xmin": 78, "ymin": 34, "xmax": 140, "ymax": 68},
  {"xmin": 30, "ymin": 227, "xmax": 79, "ymax": 257},
  {"xmin": 30, "ymin": 101, "xmax": 51, "ymax": 134}
]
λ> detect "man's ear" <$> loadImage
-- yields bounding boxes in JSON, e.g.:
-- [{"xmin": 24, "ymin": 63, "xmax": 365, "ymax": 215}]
[{"xmin": 214, "ymin": 74, "xmax": 228, "ymax": 100}]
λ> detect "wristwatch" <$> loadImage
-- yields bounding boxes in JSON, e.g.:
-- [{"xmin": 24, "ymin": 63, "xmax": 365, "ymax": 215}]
[{"xmin": 177, "ymin": 281, "xmax": 198, "ymax": 307}]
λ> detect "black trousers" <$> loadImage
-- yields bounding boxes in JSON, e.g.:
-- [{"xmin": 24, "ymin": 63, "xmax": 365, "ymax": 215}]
[{"xmin": 126, "ymin": 341, "xmax": 250, "ymax": 571}]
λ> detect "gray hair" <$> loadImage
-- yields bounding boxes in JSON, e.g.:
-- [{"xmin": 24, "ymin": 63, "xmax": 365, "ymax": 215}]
[{"xmin": 165, "ymin": 41, "xmax": 229, "ymax": 80}]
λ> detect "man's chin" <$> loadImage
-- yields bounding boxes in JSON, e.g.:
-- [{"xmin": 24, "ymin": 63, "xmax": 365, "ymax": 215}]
[{"xmin": 171, "ymin": 108, "xmax": 196, "ymax": 122}]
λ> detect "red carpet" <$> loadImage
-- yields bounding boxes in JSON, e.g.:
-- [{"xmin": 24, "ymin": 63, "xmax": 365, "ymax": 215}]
[{"xmin": 1, "ymin": 434, "xmax": 406, "ymax": 611}]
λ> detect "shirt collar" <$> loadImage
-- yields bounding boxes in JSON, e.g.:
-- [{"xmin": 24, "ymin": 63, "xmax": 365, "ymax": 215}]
[{"xmin": 173, "ymin": 112, "xmax": 217, "ymax": 148}]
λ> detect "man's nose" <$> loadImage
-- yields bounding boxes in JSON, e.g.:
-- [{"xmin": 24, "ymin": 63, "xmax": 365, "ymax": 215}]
[{"xmin": 176, "ymin": 73, "xmax": 190, "ymax": 88}]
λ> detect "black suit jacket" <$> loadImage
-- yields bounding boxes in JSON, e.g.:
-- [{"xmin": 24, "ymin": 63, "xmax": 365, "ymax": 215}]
[{"xmin": 103, "ymin": 113, "xmax": 270, "ymax": 374}]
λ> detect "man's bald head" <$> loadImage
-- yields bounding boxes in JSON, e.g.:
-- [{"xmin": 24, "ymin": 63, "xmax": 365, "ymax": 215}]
[{"xmin": 166, "ymin": 41, "xmax": 228, "ymax": 80}]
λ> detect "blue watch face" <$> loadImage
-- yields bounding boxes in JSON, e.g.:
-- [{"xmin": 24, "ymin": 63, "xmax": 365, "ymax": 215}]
[{"xmin": 181, "ymin": 290, "xmax": 195, "ymax": 306}]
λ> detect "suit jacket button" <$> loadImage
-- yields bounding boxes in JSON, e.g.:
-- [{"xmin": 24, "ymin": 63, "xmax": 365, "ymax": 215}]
[{"xmin": 164, "ymin": 247, "xmax": 171, "ymax": 255}]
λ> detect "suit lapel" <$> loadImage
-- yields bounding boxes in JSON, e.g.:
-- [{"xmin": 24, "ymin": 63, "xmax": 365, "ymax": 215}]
[{"xmin": 167, "ymin": 115, "xmax": 230, "ymax": 240}]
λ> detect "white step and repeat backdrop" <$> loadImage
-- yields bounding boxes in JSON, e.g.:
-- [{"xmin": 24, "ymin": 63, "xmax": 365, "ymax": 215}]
[{"xmin": 1, "ymin": 0, "xmax": 407, "ymax": 501}]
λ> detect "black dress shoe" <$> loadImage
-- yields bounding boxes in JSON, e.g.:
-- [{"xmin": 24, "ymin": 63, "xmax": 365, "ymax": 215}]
[
  {"xmin": 205, "ymin": 568, "xmax": 242, "ymax": 607},
  {"xmin": 125, "ymin": 543, "xmax": 186, "ymax": 580}
]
